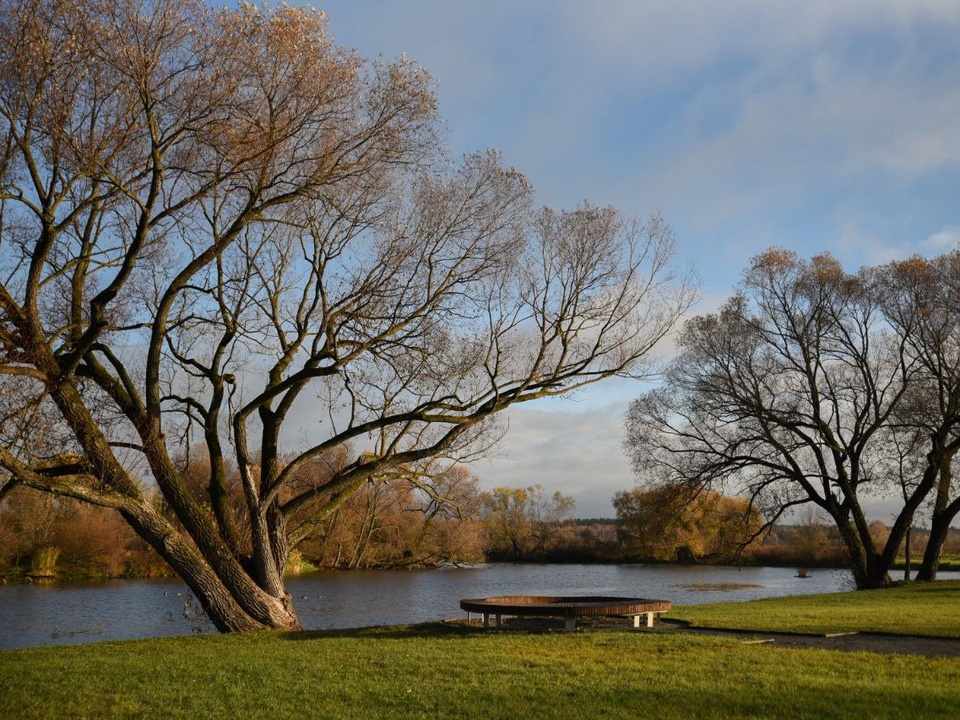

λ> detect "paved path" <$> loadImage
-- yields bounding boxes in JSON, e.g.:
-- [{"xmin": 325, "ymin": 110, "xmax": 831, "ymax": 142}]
[
  {"xmin": 451, "ymin": 616, "xmax": 960, "ymax": 657},
  {"xmin": 662, "ymin": 620, "xmax": 960, "ymax": 658}
]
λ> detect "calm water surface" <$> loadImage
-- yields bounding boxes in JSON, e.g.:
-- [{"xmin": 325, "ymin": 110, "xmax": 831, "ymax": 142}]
[{"xmin": 3, "ymin": 564, "xmax": 950, "ymax": 650}]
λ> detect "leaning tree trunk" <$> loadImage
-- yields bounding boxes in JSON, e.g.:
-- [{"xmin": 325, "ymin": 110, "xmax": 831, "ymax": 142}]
[
  {"xmin": 916, "ymin": 503, "xmax": 960, "ymax": 581},
  {"xmin": 916, "ymin": 467, "xmax": 960, "ymax": 581},
  {"xmin": 119, "ymin": 500, "xmax": 302, "ymax": 633}
]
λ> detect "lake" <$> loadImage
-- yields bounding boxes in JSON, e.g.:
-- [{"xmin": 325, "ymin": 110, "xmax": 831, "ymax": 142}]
[{"xmin": 3, "ymin": 563, "xmax": 949, "ymax": 650}]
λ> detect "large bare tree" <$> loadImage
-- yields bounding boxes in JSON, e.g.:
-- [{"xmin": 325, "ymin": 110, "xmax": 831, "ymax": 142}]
[
  {"xmin": 625, "ymin": 250, "xmax": 928, "ymax": 589},
  {"xmin": 0, "ymin": 0, "xmax": 694, "ymax": 631},
  {"xmin": 879, "ymin": 252, "xmax": 960, "ymax": 580}
]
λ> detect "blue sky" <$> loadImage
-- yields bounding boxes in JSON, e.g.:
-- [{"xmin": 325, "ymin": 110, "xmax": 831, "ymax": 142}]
[{"xmin": 312, "ymin": 0, "xmax": 960, "ymax": 517}]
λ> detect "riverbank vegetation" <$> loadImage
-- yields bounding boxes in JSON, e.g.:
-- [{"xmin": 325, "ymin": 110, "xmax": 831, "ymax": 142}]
[
  {"xmin": 2, "ymin": 583, "xmax": 959, "ymax": 719},
  {"xmin": 3, "ymin": 475, "xmax": 959, "ymax": 582}
]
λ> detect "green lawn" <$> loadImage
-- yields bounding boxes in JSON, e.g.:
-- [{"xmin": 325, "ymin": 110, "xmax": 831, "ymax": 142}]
[
  {"xmin": 1, "ymin": 582, "xmax": 959, "ymax": 719},
  {"xmin": 671, "ymin": 580, "xmax": 960, "ymax": 636},
  {"xmin": 895, "ymin": 554, "xmax": 960, "ymax": 571}
]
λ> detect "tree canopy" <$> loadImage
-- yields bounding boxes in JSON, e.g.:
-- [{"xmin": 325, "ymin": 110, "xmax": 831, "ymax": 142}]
[
  {"xmin": 0, "ymin": 0, "xmax": 694, "ymax": 631},
  {"xmin": 614, "ymin": 486, "xmax": 761, "ymax": 563},
  {"xmin": 625, "ymin": 248, "xmax": 960, "ymax": 589},
  {"xmin": 481, "ymin": 484, "xmax": 576, "ymax": 559}
]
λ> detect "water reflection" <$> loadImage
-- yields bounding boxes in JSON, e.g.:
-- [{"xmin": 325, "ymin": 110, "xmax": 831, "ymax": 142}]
[{"xmin": 2, "ymin": 564, "xmax": 951, "ymax": 650}]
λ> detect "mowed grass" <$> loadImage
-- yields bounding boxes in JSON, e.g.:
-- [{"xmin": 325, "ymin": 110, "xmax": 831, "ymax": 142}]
[
  {"xmin": 672, "ymin": 580, "xmax": 960, "ymax": 637},
  {"xmin": 1, "ymin": 582, "xmax": 959, "ymax": 719},
  {"xmin": 895, "ymin": 554, "xmax": 960, "ymax": 571}
]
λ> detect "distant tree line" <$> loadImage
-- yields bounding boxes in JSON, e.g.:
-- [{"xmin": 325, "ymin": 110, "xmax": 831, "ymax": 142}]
[
  {"xmin": 0, "ymin": 469, "xmax": 591, "ymax": 577},
  {"xmin": 10, "ymin": 454, "xmax": 953, "ymax": 580}
]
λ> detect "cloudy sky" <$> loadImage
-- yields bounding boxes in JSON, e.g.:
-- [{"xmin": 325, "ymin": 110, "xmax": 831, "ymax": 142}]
[{"xmin": 314, "ymin": 0, "xmax": 960, "ymax": 517}]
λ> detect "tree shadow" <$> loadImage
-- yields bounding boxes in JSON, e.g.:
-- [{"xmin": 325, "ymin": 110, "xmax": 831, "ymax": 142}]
[
  {"xmin": 279, "ymin": 615, "xmax": 647, "ymax": 642},
  {"xmin": 279, "ymin": 621, "xmax": 486, "ymax": 642}
]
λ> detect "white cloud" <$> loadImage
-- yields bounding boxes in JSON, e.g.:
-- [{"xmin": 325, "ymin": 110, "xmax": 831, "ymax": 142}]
[
  {"xmin": 325, "ymin": 2, "xmax": 960, "ymax": 223},
  {"xmin": 819, "ymin": 220, "xmax": 960, "ymax": 270},
  {"xmin": 921, "ymin": 225, "xmax": 960, "ymax": 253},
  {"xmin": 471, "ymin": 401, "xmax": 638, "ymax": 518},
  {"xmin": 303, "ymin": 0, "xmax": 960, "ymax": 519}
]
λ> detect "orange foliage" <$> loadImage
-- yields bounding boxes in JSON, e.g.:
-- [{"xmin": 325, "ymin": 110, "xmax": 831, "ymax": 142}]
[
  {"xmin": 297, "ymin": 466, "xmax": 486, "ymax": 569},
  {"xmin": 614, "ymin": 486, "xmax": 762, "ymax": 562},
  {"xmin": 0, "ymin": 487, "xmax": 169, "ymax": 579}
]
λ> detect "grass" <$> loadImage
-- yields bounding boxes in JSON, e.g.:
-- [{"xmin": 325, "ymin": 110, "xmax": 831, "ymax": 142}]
[
  {"xmin": 671, "ymin": 580, "xmax": 960, "ymax": 636},
  {"xmin": 1, "ymin": 582, "xmax": 959, "ymax": 719},
  {"xmin": 894, "ymin": 553, "xmax": 960, "ymax": 572}
]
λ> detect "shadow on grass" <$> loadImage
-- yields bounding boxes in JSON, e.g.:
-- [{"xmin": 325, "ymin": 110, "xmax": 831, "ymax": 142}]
[
  {"xmin": 902, "ymin": 582, "xmax": 960, "ymax": 593},
  {"xmin": 279, "ymin": 621, "xmax": 487, "ymax": 642},
  {"xmin": 280, "ymin": 616, "xmax": 649, "ymax": 642}
]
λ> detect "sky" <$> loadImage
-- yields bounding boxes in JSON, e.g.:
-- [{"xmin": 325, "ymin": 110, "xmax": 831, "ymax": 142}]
[{"xmin": 307, "ymin": 0, "xmax": 960, "ymax": 518}]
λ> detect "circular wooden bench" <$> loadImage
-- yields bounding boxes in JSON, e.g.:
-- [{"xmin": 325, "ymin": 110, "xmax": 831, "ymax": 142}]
[{"xmin": 459, "ymin": 595, "xmax": 673, "ymax": 632}]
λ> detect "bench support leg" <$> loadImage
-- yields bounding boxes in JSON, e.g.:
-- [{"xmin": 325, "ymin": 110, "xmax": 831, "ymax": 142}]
[
  {"xmin": 483, "ymin": 613, "xmax": 490, "ymax": 629},
  {"xmin": 565, "ymin": 617, "xmax": 577, "ymax": 632},
  {"xmin": 632, "ymin": 613, "xmax": 656, "ymax": 628}
]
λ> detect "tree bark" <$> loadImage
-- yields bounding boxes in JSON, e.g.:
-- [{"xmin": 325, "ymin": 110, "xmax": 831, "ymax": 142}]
[
  {"xmin": 118, "ymin": 502, "xmax": 302, "ymax": 632},
  {"xmin": 917, "ymin": 467, "xmax": 960, "ymax": 582},
  {"xmin": 916, "ymin": 508, "xmax": 957, "ymax": 582},
  {"xmin": 833, "ymin": 510, "xmax": 894, "ymax": 590}
]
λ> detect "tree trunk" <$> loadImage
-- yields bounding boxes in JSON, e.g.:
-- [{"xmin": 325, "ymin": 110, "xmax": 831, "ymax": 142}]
[
  {"xmin": 172, "ymin": 557, "xmax": 302, "ymax": 633},
  {"xmin": 120, "ymin": 503, "xmax": 302, "ymax": 633},
  {"xmin": 916, "ymin": 510, "xmax": 954, "ymax": 581},
  {"xmin": 863, "ymin": 554, "xmax": 894, "ymax": 589},
  {"xmin": 903, "ymin": 525, "xmax": 912, "ymax": 582},
  {"xmin": 835, "ymin": 515, "xmax": 893, "ymax": 590},
  {"xmin": 847, "ymin": 546, "xmax": 894, "ymax": 589},
  {"xmin": 916, "ymin": 469, "xmax": 960, "ymax": 582}
]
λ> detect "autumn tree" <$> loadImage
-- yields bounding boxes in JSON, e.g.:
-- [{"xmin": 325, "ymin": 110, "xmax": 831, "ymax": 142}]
[
  {"xmin": 0, "ymin": 0, "xmax": 694, "ymax": 631},
  {"xmin": 624, "ymin": 250, "xmax": 930, "ymax": 589},
  {"xmin": 299, "ymin": 465, "xmax": 485, "ymax": 569},
  {"xmin": 0, "ymin": 486, "xmax": 167, "ymax": 578},
  {"xmin": 613, "ymin": 486, "xmax": 761, "ymax": 562},
  {"xmin": 0, "ymin": 486, "xmax": 61, "ymax": 574},
  {"xmin": 481, "ymin": 484, "xmax": 576, "ymax": 558},
  {"xmin": 878, "ymin": 252, "xmax": 960, "ymax": 580}
]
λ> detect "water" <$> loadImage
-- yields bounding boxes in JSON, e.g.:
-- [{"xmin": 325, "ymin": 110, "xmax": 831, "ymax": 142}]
[{"xmin": 3, "ymin": 564, "xmax": 950, "ymax": 650}]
